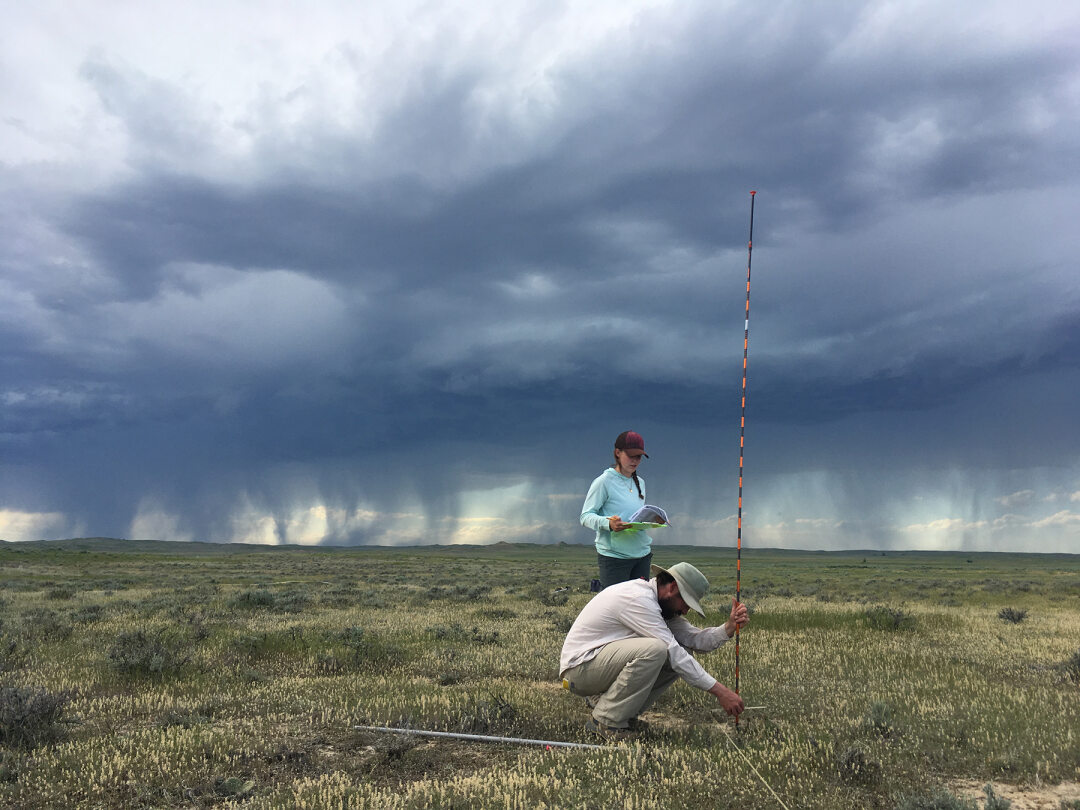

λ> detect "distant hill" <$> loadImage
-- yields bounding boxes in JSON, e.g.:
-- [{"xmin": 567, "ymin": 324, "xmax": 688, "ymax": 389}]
[{"xmin": 0, "ymin": 537, "xmax": 299, "ymax": 555}]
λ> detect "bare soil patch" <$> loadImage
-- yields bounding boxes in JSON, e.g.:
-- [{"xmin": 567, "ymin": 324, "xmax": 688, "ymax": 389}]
[{"xmin": 951, "ymin": 779, "xmax": 1080, "ymax": 809}]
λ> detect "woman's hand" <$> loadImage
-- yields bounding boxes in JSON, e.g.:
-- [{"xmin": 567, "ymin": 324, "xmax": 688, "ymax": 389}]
[{"xmin": 607, "ymin": 515, "xmax": 630, "ymax": 532}]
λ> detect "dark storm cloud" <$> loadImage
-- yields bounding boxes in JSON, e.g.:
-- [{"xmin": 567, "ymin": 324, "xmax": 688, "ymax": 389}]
[
  {"xmin": 60, "ymin": 168, "xmax": 617, "ymax": 298},
  {"xmin": 52, "ymin": 13, "xmax": 1075, "ymax": 315},
  {"xmin": 57, "ymin": 7, "xmax": 1079, "ymax": 290}
]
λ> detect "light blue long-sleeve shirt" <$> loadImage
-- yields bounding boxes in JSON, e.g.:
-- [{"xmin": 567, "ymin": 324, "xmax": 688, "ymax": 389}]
[{"xmin": 580, "ymin": 467, "xmax": 653, "ymax": 559}]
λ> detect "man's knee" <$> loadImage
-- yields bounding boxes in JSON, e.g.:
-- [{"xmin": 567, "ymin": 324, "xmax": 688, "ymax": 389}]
[{"xmin": 638, "ymin": 638, "xmax": 668, "ymax": 663}]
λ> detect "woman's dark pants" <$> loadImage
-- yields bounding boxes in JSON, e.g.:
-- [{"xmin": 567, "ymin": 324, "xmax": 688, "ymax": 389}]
[{"xmin": 597, "ymin": 552, "xmax": 652, "ymax": 589}]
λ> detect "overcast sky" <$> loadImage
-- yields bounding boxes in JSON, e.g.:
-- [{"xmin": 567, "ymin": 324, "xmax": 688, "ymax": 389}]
[{"xmin": 2, "ymin": 1, "xmax": 1078, "ymax": 552}]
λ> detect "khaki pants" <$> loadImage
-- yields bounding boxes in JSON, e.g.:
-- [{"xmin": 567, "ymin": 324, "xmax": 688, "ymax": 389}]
[{"xmin": 561, "ymin": 638, "xmax": 680, "ymax": 728}]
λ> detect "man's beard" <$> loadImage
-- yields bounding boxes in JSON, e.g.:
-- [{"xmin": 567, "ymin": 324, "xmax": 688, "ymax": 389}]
[{"xmin": 658, "ymin": 596, "xmax": 680, "ymax": 620}]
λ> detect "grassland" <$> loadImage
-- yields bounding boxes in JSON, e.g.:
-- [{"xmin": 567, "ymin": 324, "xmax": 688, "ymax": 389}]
[{"xmin": 1, "ymin": 538, "xmax": 1078, "ymax": 809}]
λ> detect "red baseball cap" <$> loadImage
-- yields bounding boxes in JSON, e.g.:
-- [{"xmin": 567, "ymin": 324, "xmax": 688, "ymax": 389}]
[{"xmin": 615, "ymin": 430, "xmax": 648, "ymax": 458}]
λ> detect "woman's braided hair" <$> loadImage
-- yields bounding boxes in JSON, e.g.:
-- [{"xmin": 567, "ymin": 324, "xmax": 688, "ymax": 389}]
[{"xmin": 611, "ymin": 450, "xmax": 645, "ymax": 500}]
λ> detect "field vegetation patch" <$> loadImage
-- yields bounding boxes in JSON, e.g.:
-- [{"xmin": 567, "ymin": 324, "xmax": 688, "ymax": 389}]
[{"xmin": 0, "ymin": 541, "xmax": 1077, "ymax": 809}]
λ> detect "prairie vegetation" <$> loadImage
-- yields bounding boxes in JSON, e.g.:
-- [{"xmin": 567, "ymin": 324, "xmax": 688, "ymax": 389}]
[{"xmin": 1, "ymin": 539, "xmax": 1078, "ymax": 809}]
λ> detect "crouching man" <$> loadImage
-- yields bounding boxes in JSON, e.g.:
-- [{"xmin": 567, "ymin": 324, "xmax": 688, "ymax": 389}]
[{"xmin": 559, "ymin": 562, "xmax": 749, "ymax": 739}]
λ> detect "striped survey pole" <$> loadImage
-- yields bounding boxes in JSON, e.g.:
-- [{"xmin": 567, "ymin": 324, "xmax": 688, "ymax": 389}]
[{"xmin": 734, "ymin": 190, "xmax": 756, "ymax": 728}]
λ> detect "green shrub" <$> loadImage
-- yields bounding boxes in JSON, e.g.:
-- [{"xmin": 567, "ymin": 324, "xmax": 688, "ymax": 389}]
[
  {"xmin": 427, "ymin": 623, "xmax": 465, "ymax": 640},
  {"xmin": 370, "ymin": 731, "xmax": 420, "ymax": 760},
  {"xmin": 0, "ymin": 750, "xmax": 18, "ymax": 783},
  {"xmin": 19, "ymin": 608, "xmax": 73, "ymax": 642},
  {"xmin": 544, "ymin": 587, "xmax": 570, "ymax": 604},
  {"xmin": 536, "ymin": 587, "xmax": 570, "ymax": 607},
  {"xmin": 357, "ymin": 637, "xmax": 406, "ymax": 670},
  {"xmin": 106, "ymin": 629, "xmax": 190, "ymax": 678},
  {"xmin": 470, "ymin": 627, "xmax": 500, "ymax": 645},
  {"xmin": 1063, "ymin": 649, "xmax": 1080, "ymax": 683},
  {"xmin": 46, "ymin": 586, "xmax": 75, "ymax": 600},
  {"xmin": 550, "ymin": 614, "xmax": 574, "ymax": 633},
  {"xmin": 229, "ymin": 587, "xmax": 308, "ymax": 613},
  {"xmin": 215, "ymin": 776, "xmax": 255, "ymax": 799},
  {"xmin": 865, "ymin": 605, "xmax": 917, "ymax": 632},
  {"xmin": 337, "ymin": 626, "xmax": 365, "ymax": 649},
  {"xmin": 482, "ymin": 608, "xmax": 517, "ymax": 620},
  {"xmin": 836, "ymin": 744, "xmax": 880, "ymax": 785},
  {"xmin": 320, "ymin": 586, "xmax": 360, "ymax": 607},
  {"xmin": 314, "ymin": 652, "xmax": 348, "ymax": 675},
  {"xmin": 426, "ymin": 623, "xmax": 499, "ymax": 645},
  {"xmin": 275, "ymin": 590, "xmax": 310, "ymax": 613},
  {"xmin": 321, "ymin": 626, "xmax": 405, "ymax": 671},
  {"xmin": 983, "ymin": 783, "xmax": 1011, "ymax": 810},
  {"xmin": 0, "ymin": 635, "xmax": 27, "ymax": 673},
  {"xmin": 229, "ymin": 588, "xmax": 278, "ymax": 609},
  {"xmin": 987, "ymin": 747, "xmax": 1025, "ymax": 777},
  {"xmin": 71, "ymin": 604, "xmax": 105, "ymax": 623},
  {"xmin": 456, "ymin": 693, "xmax": 518, "ymax": 734},
  {"xmin": 158, "ymin": 709, "xmax": 211, "ymax": 729},
  {"xmin": 0, "ymin": 686, "xmax": 74, "ymax": 748},
  {"xmin": 94, "ymin": 579, "xmax": 130, "ymax": 592},
  {"xmin": 422, "ymin": 585, "xmax": 489, "ymax": 603},
  {"xmin": 234, "ymin": 629, "xmax": 305, "ymax": 660},
  {"xmin": 863, "ymin": 701, "xmax": 897, "ymax": 738},
  {"xmin": 997, "ymin": 607, "xmax": 1027, "ymax": 624}
]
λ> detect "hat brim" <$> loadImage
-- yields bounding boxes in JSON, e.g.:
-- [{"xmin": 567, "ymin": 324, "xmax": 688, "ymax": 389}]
[{"xmin": 650, "ymin": 564, "xmax": 705, "ymax": 617}]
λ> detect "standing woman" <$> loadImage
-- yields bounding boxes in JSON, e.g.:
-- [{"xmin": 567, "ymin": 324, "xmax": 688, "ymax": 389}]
[{"xmin": 580, "ymin": 430, "xmax": 658, "ymax": 589}]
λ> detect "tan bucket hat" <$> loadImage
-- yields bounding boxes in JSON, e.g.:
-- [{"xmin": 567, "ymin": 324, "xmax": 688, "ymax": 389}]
[{"xmin": 650, "ymin": 561, "xmax": 709, "ymax": 616}]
